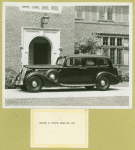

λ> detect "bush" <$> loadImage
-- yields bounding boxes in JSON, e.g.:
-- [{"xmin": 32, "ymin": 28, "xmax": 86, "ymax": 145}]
[
  {"xmin": 5, "ymin": 67, "xmax": 17, "ymax": 89},
  {"xmin": 114, "ymin": 66, "xmax": 129, "ymax": 82},
  {"xmin": 75, "ymin": 33, "xmax": 100, "ymax": 54},
  {"xmin": 121, "ymin": 71, "xmax": 129, "ymax": 82}
]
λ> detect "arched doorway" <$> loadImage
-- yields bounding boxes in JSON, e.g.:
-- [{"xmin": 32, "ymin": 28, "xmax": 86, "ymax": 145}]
[{"xmin": 29, "ymin": 36, "xmax": 51, "ymax": 65}]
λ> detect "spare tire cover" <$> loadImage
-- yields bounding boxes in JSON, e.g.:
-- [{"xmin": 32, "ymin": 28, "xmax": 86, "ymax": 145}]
[{"xmin": 46, "ymin": 70, "xmax": 60, "ymax": 83}]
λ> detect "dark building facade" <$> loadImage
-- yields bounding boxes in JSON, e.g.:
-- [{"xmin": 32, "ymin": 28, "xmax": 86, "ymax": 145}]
[{"xmin": 4, "ymin": 4, "xmax": 129, "ymax": 72}]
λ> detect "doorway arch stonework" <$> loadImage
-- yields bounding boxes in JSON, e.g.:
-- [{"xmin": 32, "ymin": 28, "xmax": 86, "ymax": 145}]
[{"xmin": 21, "ymin": 27, "xmax": 60, "ymax": 66}]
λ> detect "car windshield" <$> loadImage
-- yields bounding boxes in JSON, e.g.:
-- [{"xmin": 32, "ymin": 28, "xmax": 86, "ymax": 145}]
[{"xmin": 56, "ymin": 57, "xmax": 65, "ymax": 66}]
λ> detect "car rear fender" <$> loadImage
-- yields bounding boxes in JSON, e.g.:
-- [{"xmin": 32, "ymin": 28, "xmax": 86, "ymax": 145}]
[
  {"xmin": 95, "ymin": 72, "xmax": 119, "ymax": 85},
  {"xmin": 24, "ymin": 72, "xmax": 61, "ymax": 87}
]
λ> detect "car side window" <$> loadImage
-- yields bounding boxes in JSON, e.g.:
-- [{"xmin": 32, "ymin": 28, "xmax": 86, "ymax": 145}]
[
  {"xmin": 66, "ymin": 58, "xmax": 82, "ymax": 67},
  {"xmin": 99, "ymin": 59, "xmax": 109, "ymax": 67},
  {"xmin": 84, "ymin": 58, "xmax": 97, "ymax": 66}
]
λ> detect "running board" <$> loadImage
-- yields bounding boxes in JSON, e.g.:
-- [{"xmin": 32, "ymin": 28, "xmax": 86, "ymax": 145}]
[{"xmin": 60, "ymin": 83, "xmax": 96, "ymax": 87}]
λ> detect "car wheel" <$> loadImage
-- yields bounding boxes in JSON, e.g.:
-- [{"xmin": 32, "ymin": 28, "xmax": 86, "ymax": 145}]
[
  {"xmin": 47, "ymin": 71, "xmax": 59, "ymax": 83},
  {"xmin": 20, "ymin": 85, "xmax": 27, "ymax": 91},
  {"xmin": 96, "ymin": 76, "xmax": 110, "ymax": 91},
  {"xmin": 85, "ymin": 86, "xmax": 94, "ymax": 90},
  {"xmin": 26, "ymin": 76, "xmax": 43, "ymax": 92}
]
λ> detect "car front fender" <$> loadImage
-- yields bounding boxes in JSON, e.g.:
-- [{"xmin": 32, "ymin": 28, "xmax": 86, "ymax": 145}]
[
  {"xmin": 24, "ymin": 72, "xmax": 62, "ymax": 87},
  {"xmin": 95, "ymin": 72, "xmax": 120, "ymax": 85}
]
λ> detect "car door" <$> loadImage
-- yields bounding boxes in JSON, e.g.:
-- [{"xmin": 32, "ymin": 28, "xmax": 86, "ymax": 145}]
[
  {"xmin": 80, "ymin": 58, "xmax": 99, "ymax": 84},
  {"xmin": 59, "ymin": 57, "xmax": 84, "ymax": 84}
]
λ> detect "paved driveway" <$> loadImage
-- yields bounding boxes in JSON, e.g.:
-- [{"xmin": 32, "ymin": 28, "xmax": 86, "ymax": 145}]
[{"xmin": 4, "ymin": 86, "xmax": 130, "ymax": 108}]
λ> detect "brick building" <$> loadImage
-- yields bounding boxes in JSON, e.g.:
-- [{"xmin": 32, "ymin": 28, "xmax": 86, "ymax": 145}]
[
  {"xmin": 75, "ymin": 6, "xmax": 129, "ymax": 71},
  {"xmin": 4, "ymin": 4, "xmax": 129, "ymax": 71}
]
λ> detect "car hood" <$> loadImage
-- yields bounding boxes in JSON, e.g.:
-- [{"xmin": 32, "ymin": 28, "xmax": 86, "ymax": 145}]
[{"xmin": 24, "ymin": 64, "xmax": 63, "ymax": 69}]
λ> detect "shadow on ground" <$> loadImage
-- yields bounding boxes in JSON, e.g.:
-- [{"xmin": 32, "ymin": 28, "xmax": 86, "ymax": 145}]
[{"xmin": 18, "ymin": 87, "xmax": 121, "ymax": 93}]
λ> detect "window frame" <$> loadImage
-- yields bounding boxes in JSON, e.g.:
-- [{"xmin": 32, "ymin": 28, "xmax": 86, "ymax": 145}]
[
  {"xmin": 103, "ymin": 37, "xmax": 108, "ymax": 45},
  {"xmin": 76, "ymin": 10, "xmax": 83, "ymax": 19},
  {"xmin": 110, "ymin": 48, "xmax": 115, "ymax": 64},
  {"xmin": 117, "ymin": 38, "xmax": 122, "ymax": 46},
  {"xmin": 19, "ymin": 5, "xmax": 62, "ymax": 13},
  {"xmin": 117, "ymin": 48, "xmax": 122, "ymax": 64},
  {"xmin": 100, "ymin": 36, "xmax": 127, "ymax": 65},
  {"xmin": 75, "ymin": 6, "xmax": 83, "ymax": 19},
  {"xmin": 107, "ymin": 7, "xmax": 113, "ymax": 21},
  {"xmin": 83, "ymin": 58, "xmax": 98, "ymax": 67},
  {"xmin": 124, "ymin": 38, "xmax": 129, "ymax": 47},
  {"xmin": 56, "ymin": 57, "xmax": 66, "ymax": 66},
  {"xmin": 110, "ymin": 37, "xmax": 115, "ymax": 46},
  {"xmin": 99, "ymin": 6, "xmax": 105, "ymax": 20},
  {"xmin": 98, "ymin": 58, "xmax": 110, "ymax": 67},
  {"xmin": 65, "ymin": 57, "xmax": 82, "ymax": 67},
  {"xmin": 98, "ymin": 6, "xmax": 113, "ymax": 22}
]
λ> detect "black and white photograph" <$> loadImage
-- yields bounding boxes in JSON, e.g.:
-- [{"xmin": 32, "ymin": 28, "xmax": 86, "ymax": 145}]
[{"xmin": 2, "ymin": 2, "xmax": 132, "ymax": 108}]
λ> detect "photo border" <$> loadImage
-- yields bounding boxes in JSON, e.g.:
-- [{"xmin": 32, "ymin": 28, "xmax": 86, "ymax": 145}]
[{"xmin": 2, "ymin": 2, "xmax": 132, "ymax": 109}]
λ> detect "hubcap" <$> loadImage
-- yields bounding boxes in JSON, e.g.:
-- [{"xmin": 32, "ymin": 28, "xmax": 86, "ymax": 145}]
[
  {"xmin": 101, "ymin": 80, "xmax": 105, "ymax": 86},
  {"xmin": 32, "ymin": 81, "xmax": 37, "ymax": 87}
]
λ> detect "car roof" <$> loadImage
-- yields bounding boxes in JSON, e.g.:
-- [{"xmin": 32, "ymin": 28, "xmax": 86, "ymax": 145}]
[{"xmin": 62, "ymin": 54, "xmax": 110, "ymax": 59}]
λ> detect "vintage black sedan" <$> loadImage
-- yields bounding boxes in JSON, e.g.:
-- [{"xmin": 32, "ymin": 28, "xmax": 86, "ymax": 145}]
[{"xmin": 14, "ymin": 55, "xmax": 121, "ymax": 92}]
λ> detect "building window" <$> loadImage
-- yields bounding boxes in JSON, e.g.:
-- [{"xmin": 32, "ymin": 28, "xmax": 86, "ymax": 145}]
[
  {"xmin": 85, "ymin": 6, "xmax": 91, "ymax": 12},
  {"xmin": 77, "ymin": 11, "xmax": 83, "ymax": 19},
  {"xmin": 91, "ymin": 6, "xmax": 97, "ymax": 21},
  {"xmin": 98, "ymin": 6, "xmax": 113, "ymax": 21},
  {"xmin": 41, "ymin": 6, "xmax": 49, "ymax": 10},
  {"xmin": 117, "ymin": 38, "xmax": 122, "ymax": 46},
  {"xmin": 124, "ymin": 50, "xmax": 129, "ymax": 65},
  {"xmin": 107, "ymin": 6, "xmax": 113, "ymax": 20},
  {"xmin": 123, "ymin": 6, "xmax": 129, "ymax": 22},
  {"xmin": 20, "ymin": 5, "xmax": 62, "ymax": 13},
  {"xmin": 51, "ymin": 6, "xmax": 59, "ymax": 11},
  {"xmin": 110, "ymin": 48, "xmax": 115, "ymax": 64},
  {"xmin": 124, "ymin": 38, "xmax": 129, "ymax": 47},
  {"xmin": 107, "ymin": 12, "xmax": 112, "ymax": 20},
  {"xmin": 75, "ymin": 6, "xmax": 83, "ymax": 19},
  {"xmin": 22, "ymin": 6, "xmax": 30, "ymax": 9},
  {"xmin": 103, "ymin": 37, "xmax": 108, "ymax": 45},
  {"xmin": 110, "ymin": 38, "xmax": 115, "ymax": 46},
  {"xmin": 98, "ymin": 35, "xmax": 129, "ymax": 65},
  {"xmin": 99, "ymin": 6, "xmax": 105, "ymax": 20},
  {"xmin": 32, "ymin": 6, "xmax": 40, "ymax": 9},
  {"xmin": 117, "ymin": 49, "xmax": 122, "ymax": 64},
  {"xmin": 103, "ymin": 49, "xmax": 108, "ymax": 56}
]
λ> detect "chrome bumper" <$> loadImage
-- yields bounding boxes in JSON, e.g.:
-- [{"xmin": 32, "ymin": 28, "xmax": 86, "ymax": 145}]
[{"xmin": 15, "ymin": 81, "xmax": 23, "ymax": 86}]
